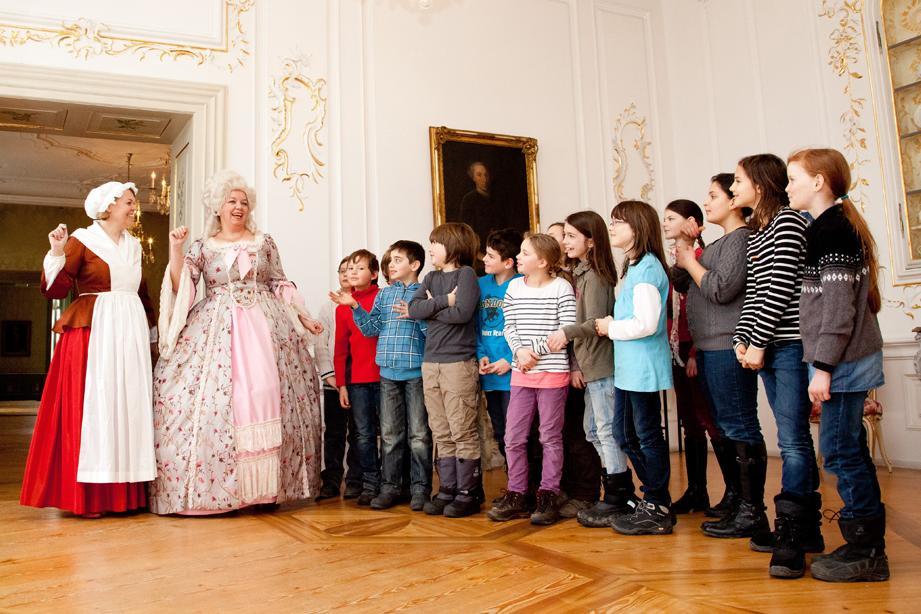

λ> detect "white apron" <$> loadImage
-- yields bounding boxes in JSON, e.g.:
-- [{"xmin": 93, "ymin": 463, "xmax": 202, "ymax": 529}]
[{"xmin": 73, "ymin": 223, "xmax": 156, "ymax": 483}]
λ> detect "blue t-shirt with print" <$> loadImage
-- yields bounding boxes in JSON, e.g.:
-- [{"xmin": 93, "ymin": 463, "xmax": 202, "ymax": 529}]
[{"xmin": 477, "ymin": 273, "xmax": 521, "ymax": 391}]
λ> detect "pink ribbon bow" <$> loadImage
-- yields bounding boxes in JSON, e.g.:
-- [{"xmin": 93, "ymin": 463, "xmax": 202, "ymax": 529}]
[
  {"xmin": 224, "ymin": 246, "xmax": 252, "ymax": 279},
  {"xmin": 275, "ymin": 281, "xmax": 306, "ymax": 310}
]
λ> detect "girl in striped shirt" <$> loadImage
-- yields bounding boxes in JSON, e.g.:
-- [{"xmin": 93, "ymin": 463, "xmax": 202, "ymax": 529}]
[
  {"xmin": 728, "ymin": 154, "xmax": 822, "ymax": 578},
  {"xmin": 487, "ymin": 234, "xmax": 576, "ymax": 526}
]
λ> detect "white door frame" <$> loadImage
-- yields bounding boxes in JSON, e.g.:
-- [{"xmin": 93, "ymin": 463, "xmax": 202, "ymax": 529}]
[{"xmin": 0, "ymin": 62, "xmax": 225, "ymax": 239}]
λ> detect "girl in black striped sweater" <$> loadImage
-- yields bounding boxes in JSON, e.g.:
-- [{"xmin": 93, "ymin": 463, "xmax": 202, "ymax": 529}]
[{"xmin": 724, "ymin": 154, "xmax": 822, "ymax": 579}]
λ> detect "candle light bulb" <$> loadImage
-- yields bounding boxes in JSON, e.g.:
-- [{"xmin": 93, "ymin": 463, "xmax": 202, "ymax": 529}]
[{"xmin": 149, "ymin": 171, "xmax": 156, "ymax": 189}]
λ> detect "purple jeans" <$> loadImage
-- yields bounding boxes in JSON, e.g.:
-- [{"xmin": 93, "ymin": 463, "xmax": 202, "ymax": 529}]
[{"xmin": 505, "ymin": 385, "xmax": 568, "ymax": 494}]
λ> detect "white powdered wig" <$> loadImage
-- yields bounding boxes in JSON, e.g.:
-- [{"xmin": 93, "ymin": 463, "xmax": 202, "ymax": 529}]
[{"xmin": 202, "ymin": 170, "xmax": 258, "ymax": 238}]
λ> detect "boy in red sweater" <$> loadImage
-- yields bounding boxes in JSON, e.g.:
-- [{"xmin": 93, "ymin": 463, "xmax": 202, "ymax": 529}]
[{"xmin": 334, "ymin": 249, "xmax": 381, "ymax": 505}]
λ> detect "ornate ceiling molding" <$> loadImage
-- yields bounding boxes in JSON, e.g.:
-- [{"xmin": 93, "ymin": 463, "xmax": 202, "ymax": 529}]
[
  {"xmin": 0, "ymin": 0, "xmax": 253, "ymax": 72},
  {"xmin": 269, "ymin": 57, "xmax": 328, "ymax": 212}
]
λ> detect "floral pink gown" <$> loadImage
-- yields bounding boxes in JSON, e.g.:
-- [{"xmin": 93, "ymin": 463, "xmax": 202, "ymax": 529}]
[{"xmin": 149, "ymin": 233, "xmax": 321, "ymax": 514}]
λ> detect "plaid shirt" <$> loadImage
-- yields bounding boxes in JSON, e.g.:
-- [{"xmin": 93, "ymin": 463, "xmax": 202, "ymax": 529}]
[{"xmin": 352, "ymin": 281, "xmax": 426, "ymax": 372}]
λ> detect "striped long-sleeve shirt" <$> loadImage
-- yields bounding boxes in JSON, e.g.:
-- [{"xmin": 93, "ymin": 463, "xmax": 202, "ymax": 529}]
[
  {"xmin": 503, "ymin": 276, "xmax": 576, "ymax": 387},
  {"xmin": 732, "ymin": 208, "xmax": 808, "ymax": 350}
]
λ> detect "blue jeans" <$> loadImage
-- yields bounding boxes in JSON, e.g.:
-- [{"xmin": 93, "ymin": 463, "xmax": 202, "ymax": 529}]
[
  {"xmin": 584, "ymin": 375, "xmax": 628, "ymax": 474},
  {"xmin": 380, "ymin": 377, "xmax": 432, "ymax": 496},
  {"xmin": 484, "ymin": 390, "xmax": 510, "ymax": 458},
  {"xmin": 697, "ymin": 349, "xmax": 763, "ymax": 445},
  {"xmin": 759, "ymin": 341, "xmax": 818, "ymax": 496},
  {"xmin": 613, "ymin": 387, "xmax": 670, "ymax": 505},
  {"xmin": 348, "ymin": 382, "xmax": 381, "ymax": 493},
  {"xmin": 819, "ymin": 391, "xmax": 883, "ymax": 519}
]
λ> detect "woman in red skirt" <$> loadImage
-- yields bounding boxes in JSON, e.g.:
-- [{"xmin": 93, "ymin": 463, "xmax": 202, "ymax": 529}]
[{"xmin": 20, "ymin": 181, "xmax": 157, "ymax": 518}]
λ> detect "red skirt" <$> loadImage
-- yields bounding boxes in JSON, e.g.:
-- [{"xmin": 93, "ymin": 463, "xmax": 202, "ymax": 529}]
[{"xmin": 20, "ymin": 327, "xmax": 147, "ymax": 514}]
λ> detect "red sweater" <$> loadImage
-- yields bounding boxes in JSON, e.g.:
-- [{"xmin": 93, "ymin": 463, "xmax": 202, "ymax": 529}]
[{"xmin": 334, "ymin": 285, "xmax": 380, "ymax": 385}]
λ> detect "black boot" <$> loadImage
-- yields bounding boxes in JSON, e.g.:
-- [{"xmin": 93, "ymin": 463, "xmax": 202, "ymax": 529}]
[
  {"xmin": 423, "ymin": 457, "xmax": 456, "ymax": 515},
  {"xmin": 444, "ymin": 458, "xmax": 484, "ymax": 518},
  {"xmin": 803, "ymin": 491, "xmax": 826, "ymax": 553},
  {"xmin": 702, "ymin": 441, "xmax": 770, "ymax": 540},
  {"xmin": 577, "ymin": 469, "xmax": 638, "ymax": 528},
  {"xmin": 768, "ymin": 493, "xmax": 808, "ymax": 578},
  {"xmin": 811, "ymin": 508, "xmax": 889, "ymax": 582},
  {"xmin": 706, "ymin": 438, "xmax": 740, "ymax": 518},
  {"xmin": 672, "ymin": 436, "xmax": 711, "ymax": 514}
]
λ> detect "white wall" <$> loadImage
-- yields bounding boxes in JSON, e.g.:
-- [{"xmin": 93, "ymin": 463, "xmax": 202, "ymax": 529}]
[{"xmin": 0, "ymin": 0, "xmax": 918, "ymax": 465}]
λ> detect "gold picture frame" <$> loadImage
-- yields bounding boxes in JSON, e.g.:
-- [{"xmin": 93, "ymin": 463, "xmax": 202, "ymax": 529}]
[{"xmin": 429, "ymin": 126, "xmax": 540, "ymax": 250}]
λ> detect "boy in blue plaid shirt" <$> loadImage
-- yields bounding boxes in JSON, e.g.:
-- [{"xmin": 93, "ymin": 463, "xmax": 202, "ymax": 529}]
[{"xmin": 330, "ymin": 240, "xmax": 432, "ymax": 510}]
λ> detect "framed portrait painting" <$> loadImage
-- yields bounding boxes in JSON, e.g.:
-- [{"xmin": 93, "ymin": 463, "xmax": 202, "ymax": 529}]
[{"xmin": 429, "ymin": 126, "xmax": 540, "ymax": 252}]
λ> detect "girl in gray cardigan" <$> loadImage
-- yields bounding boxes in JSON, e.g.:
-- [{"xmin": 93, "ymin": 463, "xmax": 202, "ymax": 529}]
[{"xmin": 546, "ymin": 210, "xmax": 636, "ymax": 528}]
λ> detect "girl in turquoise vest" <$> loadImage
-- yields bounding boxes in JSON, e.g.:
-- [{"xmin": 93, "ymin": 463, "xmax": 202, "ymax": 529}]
[{"xmin": 595, "ymin": 200, "xmax": 673, "ymax": 535}]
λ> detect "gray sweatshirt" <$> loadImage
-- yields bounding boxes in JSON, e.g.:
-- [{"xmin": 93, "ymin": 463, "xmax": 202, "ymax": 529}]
[
  {"xmin": 408, "ymin": 266, "xmax": 481, "ymax": 363},
  {"xmin": 672, "ymin": 227, "xmax": 751, "ymax": 351}
]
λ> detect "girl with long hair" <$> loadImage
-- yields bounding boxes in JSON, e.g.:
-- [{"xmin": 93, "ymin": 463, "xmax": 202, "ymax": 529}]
[
  {"xmin": 595, "ymin": 201, "xmax": 674, "ymax": 535},
  {"xmin": 546, "ymin": 211, "xmax": 636, "ymax": 527},
  {"xmin": 723, "ymin": 154, "xmax": 822, "ymax": 579},
  {"xmin": 786, "ymin": 148, "xmax": 888, "ymax": 582}
]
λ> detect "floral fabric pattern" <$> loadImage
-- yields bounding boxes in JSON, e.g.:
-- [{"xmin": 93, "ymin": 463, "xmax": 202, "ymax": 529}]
[{"xmin": 149, "ymin": 234, "xmax": 321, "ymax": 514}]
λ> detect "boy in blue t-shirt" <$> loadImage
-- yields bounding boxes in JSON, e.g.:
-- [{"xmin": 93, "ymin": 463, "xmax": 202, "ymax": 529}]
[{"xmin": 477, "ymin": 228, "xmax": 524, "ymax": 458}]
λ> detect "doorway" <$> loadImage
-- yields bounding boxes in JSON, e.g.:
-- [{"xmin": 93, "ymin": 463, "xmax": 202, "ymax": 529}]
[{"xmin": 0, "ymin": 63, "xmax": 226, "ymax": 409}]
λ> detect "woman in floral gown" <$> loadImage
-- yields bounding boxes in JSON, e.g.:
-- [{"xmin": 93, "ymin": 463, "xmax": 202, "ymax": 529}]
[{"xmin": 149, "ymin": 170, "xmax": 324, "ymax": 514}]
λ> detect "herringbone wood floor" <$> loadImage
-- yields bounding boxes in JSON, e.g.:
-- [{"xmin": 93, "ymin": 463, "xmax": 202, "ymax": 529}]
[{"xmin": 2, "ymin": 415, "xmax": 919, "ymax": 613}]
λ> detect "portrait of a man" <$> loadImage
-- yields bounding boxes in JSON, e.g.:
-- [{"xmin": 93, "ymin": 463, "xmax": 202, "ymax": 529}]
[{"xmin": 430, "ymin": 126, "xmax": 539, "ymax": 255}]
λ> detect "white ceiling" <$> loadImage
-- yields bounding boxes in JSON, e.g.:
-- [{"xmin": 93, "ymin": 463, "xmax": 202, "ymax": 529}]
[{"xmin": 0, "ymin": 97, "xmax": 190, "ymax": 211}]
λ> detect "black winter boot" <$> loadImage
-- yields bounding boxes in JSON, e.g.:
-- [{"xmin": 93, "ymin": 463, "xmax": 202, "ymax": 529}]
[
  {"xmin": 804, "ymin": 492, "xmax": 826, "ymax": 553},
  {"xmin": 424, "ymin": 457, "xmax": 456, "ymax": 515},
  {"xmin": 706, "ymin": 438, "xmax": 740, "ymax": 518},
  {"xmin": 444, "ymin": 458, "xmax": 484, "ymax": 518},
  {"xmin": 768, "ymin": 493, "xmax": 808, "ymax": 578},
  {"xmin": 811, "ymin": 508, "xmax": 889, "ymax": 582},
  {"xmin": 702, "ymin": 441, "xmax": 770, "ymax": 540},
  {"xmin": 577, "ymin": 469, "xmax": 638, "ymax": 528},
  {"xmin": 672, "ymin": 436, "xmax": 711, "ymax": 514}
]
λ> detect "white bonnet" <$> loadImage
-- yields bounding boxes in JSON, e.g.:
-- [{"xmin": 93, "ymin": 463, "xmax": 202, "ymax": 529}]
[
  {"xmin": 84, "ymin": 181, "xmax": 137, "ymax": 219},
  {"xmin": 202, "ymin": 170, "xmax": 258, "ymax": 237}
]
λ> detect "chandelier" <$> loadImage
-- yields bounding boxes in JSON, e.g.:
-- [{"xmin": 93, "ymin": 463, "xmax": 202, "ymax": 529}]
[{"xmin": 124, "ymin": 152, "xmax": 163, "ymax": 264}]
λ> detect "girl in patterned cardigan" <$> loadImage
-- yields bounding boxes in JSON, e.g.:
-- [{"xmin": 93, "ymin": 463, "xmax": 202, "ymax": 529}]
[{"xmin": 787, "ymin": 148, "xmax": 888, "ymax": 583}]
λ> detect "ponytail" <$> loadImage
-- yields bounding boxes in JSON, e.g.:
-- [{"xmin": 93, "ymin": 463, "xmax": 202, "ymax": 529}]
[{"xmin": 839, "ymin": 194, "xmax": 881, "ymax": 313}]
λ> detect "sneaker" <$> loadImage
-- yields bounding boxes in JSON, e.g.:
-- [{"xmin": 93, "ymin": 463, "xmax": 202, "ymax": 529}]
[
  {"xmin": 612, "ymin": 500, "xmax": 675, "ymax": 536},
  {"xmin": 410, "ymin": 493, "xmax": 427, "ymax": 512},
  {"xmin": 315, "ymin": 482, "xmax": 340, "ymax": 502},
  {"xmin": 356, "ymin": 491, "xmax": 376, "ymax": 506},
  {"xmin": 811, "ymin": 544, "xmax": 890, "ymax": 582},
  {"xmin": 558, "ymin": 498, "xmax": 593, "ymax": 519},
  {"xmin": 487, "ymin": 491, "xmax": 529, "ymax": 522},
  {"xmin": 343, "ymin": 482, "xmax": 363, "ymax": 499},
  {"xmin": 370, "ymin": 491, "xmax": 399, "ymax": 510},
  {"xmin": 530, "ymin": 489, "xmax": 560, "ymax": 526}
]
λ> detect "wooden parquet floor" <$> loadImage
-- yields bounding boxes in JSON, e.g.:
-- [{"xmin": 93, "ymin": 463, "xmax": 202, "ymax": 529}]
[{"xmin": 2, "ymin": 415, "xmax": 920, "ymax": 613}]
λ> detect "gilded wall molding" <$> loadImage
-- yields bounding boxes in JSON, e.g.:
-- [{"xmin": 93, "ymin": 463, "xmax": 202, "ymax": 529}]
[
  {"xmin": 269, "ymin": 57, "xmax": 328, "ymax": 212},
  {"xmin": 611, "ymin": 102, "xmax": 654, "ymax": 202},
  {"xmin": 819, "ymin": 0, "xmax": 871, "ymax": 211},
  {"xmin": 0, "ymin": 0, "xmax": 253, "ymax": 72}
]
